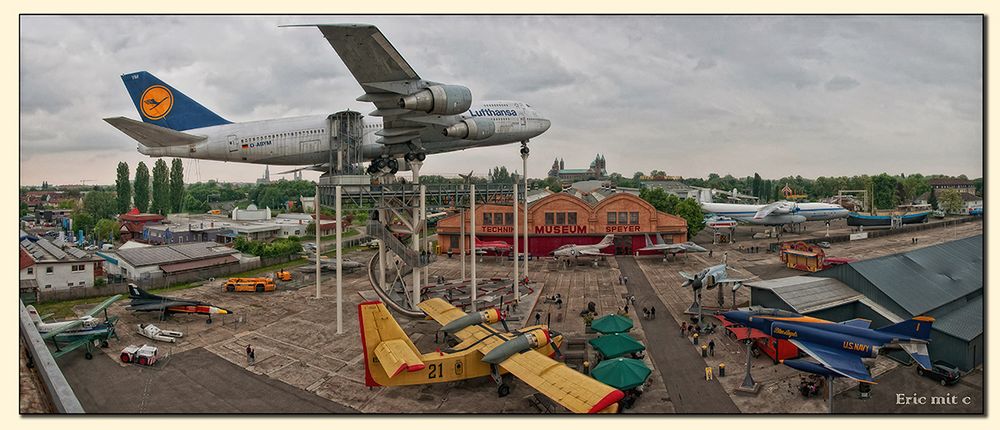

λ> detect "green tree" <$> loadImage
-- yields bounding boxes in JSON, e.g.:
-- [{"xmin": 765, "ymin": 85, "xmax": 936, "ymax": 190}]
[
  {"xmin": 939, "ymin": 189, "xmax": 964, "ymax": 214},
  {"xmin": 150, "ymin": 159, "xmax": 170, "ymax": 215},
  {"xmin": 488, "ymin": 166, "xmax": 513, "ymax": 183},
  {"xmin": 901, "ymin": 174, "xmax": 930, "ymax": 204},
  {"xmin": 82, "ymin": 191, "xmax": 118, "ymax": 220},
  {"xmin": 134, "ymin": 162, "xmax": 150, "ymax": 213},
  {"xmin": 928, "ymin": 189, "xmax": 939, "ymax": 210},
  {"xmin": 169, "ymin": 158, "xmax": 184, "ymax": 213},
  {"xmin": 871, "ymin": 173, "xmax": 897, "ymax": 210},
  {"xmin": 639, "ymin": 187, "xmax": 680, "ymax": 214},
  {"xmin": 20, "ymin": 201, "xmax": 29, "ymax": 217},
  {"xmin": 115, "ymin": 162, "xmax": 131, "ymax": 214},
  {"xmin": 751, "ymin": 173, "xmax": 762, "ymax": 198},
  {"xmin": 71, "ymin": 212, "xmax": 96, "ymax": 236},
  {"xmin": 674, "ymin": 198, "xmax": 706, "ymax": 238},
  {"xmin": 58, "ymin": 200, "xmax": 78, "ymax": 210},
  {"xmin": 94, "ymin": 218, "xmax": 119, "ymax": 243},
  {"xmin": 973, "ymin": 177, "xmax": 983, "ymax": 196},
  {"xmin": 183, "ymin": 193, "xmax": 211, "ymax": 213}
]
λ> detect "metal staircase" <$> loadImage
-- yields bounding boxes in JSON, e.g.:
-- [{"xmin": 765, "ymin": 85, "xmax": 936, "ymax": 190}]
[{"xmin": 366, "ymin": 220, "xmax": 427, "ymax": 268}]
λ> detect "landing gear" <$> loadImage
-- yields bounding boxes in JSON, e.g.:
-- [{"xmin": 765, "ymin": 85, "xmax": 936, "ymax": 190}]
[
  {"xmin": 367, "ymin": 156, "xmax": 402, "ymax": 176},
  {"xmin": 489, "ymin": 364, "xmax": 511, "ymax": 397},
  {"xmin": 206, "ymin": 317, "xmax": 213, "ymax": 324},
  {"xmin": 403, "ymin": 152, "xmax": 426, "ymax": 162},
  {"xmin": 520, "ymin": 141, "xmax": 530, "ymax": 156},
  {"xmin": 101, "ymin": 340, "xmax": 109, "ymax": 348},
  {"xmin": 85, "ymin": 352, "xmax": 93, "ymax": 360}
]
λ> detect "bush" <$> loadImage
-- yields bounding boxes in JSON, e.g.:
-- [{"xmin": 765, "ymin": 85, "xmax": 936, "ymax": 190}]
[
  {"xmin": 234, "ymin": 236, "xmax": 303, "ymax": 258},
  {"xmin": 94, "ymin": 278, "xmax": 107, "ymax": 287}
]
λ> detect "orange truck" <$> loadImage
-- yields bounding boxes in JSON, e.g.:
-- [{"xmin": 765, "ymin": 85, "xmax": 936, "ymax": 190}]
[{"xmin": 224, "ymin": 277, "xmax": 276, "ymax": 293}]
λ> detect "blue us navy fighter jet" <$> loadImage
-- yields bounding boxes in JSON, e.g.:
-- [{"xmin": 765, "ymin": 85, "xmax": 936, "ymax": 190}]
[{"xmin": 723, "ymin": 307, "xmax": 934, "ymax": 383}]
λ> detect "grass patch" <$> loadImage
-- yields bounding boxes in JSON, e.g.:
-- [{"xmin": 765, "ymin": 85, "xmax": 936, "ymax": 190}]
[
  {"xmin": 227, "ymin": 257, "xmax": 307, "ymax": 278},
  {"xmin": 319, "ymin": 228, "xmax": 360, "ymax": 242}
]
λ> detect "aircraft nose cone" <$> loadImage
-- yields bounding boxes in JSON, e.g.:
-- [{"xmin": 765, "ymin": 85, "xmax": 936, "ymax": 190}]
[{"xmin": 539, "ymin": 118, "xmax": 551, "ymax": 133}]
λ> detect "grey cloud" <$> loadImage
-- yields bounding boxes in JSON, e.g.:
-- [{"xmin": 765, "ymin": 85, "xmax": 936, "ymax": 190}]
[
  {"xmin": 825, "ymin": 75, "xmax": 861, "ymax": 92},
  {"xmin": 18, "ymin": 15, "xmax": 983, "ymax": 185},
  {"xmin": 694, "ymin": 57, "xmax": 716, "ymax": 71}
]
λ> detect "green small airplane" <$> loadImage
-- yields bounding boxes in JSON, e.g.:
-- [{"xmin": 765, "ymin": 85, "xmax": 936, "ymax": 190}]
[{"xmin": 26, "ymin": 295, "xmax": 122, "ymax": 360}]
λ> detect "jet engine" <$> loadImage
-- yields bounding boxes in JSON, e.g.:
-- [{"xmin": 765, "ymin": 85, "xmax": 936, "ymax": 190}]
[
  {"xmin": 482, "ymin": 329, "xmax": 550, "ymax": 364},
  {"xmin": 441, "ymin": 308, "xmax": 502, "ymax": 334},
  {"xmin": 443, "ymin": 118, "xmax": 495, "ymax": 140},
  {"xmin": 399, "ymin": 85, "xmax": 473, "ymax": 115}
]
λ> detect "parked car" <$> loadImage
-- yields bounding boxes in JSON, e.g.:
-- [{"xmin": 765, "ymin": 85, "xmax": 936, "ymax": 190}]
[
  {"xmin": 917, "ymin": 360, "xmax": 961, "ymax": 386},
  {"xmin": 817, "ymin": 241, "xmax": 831, "ymax": 249}
]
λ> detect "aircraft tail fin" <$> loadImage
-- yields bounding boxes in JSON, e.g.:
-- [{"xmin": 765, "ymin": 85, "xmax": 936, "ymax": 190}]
[
  {"xmin": 876, "ymin": 316, "xmax": 934, "ymax": 341},
  {"xmin": 358, "ymin": 301, "xmax": 424, "ymax": 387},
  {"xmin": 120, "ymin": 71, "xmax": 231, "ymax": 131},
  {"xmin": 127, "ymin": 284, "xmax": 159, "ymax": 300},
  {"xmin": 643, "ymin": 234, "xmax": 653, "ymax": 248},
  {"xmin": 599, "ymin": 234, "xmax": 614, "ymax": 247}
]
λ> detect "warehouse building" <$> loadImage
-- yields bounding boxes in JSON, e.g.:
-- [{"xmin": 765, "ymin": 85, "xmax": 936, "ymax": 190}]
[
  {"xmin": 101, "ymin": 242, "xmax": 242, "ymax": 281},
  {"xmin": 19, "ymin": 238, "xmax": 103, "ymax": 291},
  {"xmin": 437, "ymin": 191, "xmax": 688, "ymax": 256},
  {"xmin": 748, "ymin": 235, "xmax": 983, "ymax": 371}
]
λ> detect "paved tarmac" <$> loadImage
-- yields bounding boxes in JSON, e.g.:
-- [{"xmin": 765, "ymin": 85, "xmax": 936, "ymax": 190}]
[
  {"xmin": 61, "ymin": 347, "xmax": 355, "ymax": 413},
  {"xmin": 834, "ymin": 364, "xmax": 983, "ymax": 414},
  {"xmin": 616, "ymin": 256, "xmax": 740, "ymax": 414}
]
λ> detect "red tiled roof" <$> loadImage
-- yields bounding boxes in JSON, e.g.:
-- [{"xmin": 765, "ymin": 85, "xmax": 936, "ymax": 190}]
[{"xmin": 19, "ymin": 248, "xmax": 35, "ymax": 270}]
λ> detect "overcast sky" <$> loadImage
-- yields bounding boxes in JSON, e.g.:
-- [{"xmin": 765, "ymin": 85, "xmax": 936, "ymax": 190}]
[{"xmin": 19, "ymin": 15, "xmax": 982, "ymax": 186}]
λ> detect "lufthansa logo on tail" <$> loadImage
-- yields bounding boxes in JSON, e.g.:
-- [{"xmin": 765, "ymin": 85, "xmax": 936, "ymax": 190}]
[{"xmin": 140, "ymin": 85, "xmax": 173, "ymax": 120}]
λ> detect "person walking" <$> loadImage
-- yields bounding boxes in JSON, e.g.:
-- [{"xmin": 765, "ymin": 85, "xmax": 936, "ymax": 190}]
[
  {"xmin": 246, "ymin": 344, "xmax": 254, "ymax": 365},
  {"xmin": 709, "ymin": 339, "xmax": 716, "ymax": 357},
  {"xmin": 643, "ymin": 307, "xmax": 649, "ymax": 320},
  {"xmin": 681, "ymin": 321, "xmax": 687, "ymax": 336},
  {"xmin": 535, "ymin": 312, "xmax": 541, "ymax": 326},
  {"xmin": 650, "ymin": 306, "xmax": 656, "ymax": 320}
]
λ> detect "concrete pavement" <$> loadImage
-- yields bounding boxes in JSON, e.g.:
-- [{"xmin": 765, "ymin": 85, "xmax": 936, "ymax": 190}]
[{"xmin": 617, "ymin": 256, "xmax": 740, "ymax": 413}]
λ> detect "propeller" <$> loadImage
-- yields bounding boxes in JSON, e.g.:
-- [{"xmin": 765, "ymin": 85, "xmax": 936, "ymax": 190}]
[{"xmin": 548, "ymin": 329, "xmax": 566, "ymax": 361}]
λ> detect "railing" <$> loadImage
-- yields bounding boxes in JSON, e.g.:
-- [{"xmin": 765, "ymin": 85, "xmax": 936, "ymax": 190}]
[
  {"xmin": 318, "ymin": 182, "xmax": 522, "ymax": 209},
  {"xmin": 19, "ymin": 300, "xmax": 84, "ymax": 413}
]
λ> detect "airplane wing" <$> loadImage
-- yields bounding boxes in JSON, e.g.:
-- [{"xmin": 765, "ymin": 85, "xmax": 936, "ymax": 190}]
[
  {"xmin": 419, "ymin": 298, "xmax": 623, "ymax": 413},
  {"xmin": 41, "ymin": 320, "xmax": 85, "ymax": 340},
  {"xmin": 299, "ymin": 24, "xmax": 468, "ymax": 149},
  {"xmin": 499, "ymin": 350, "xmax": 623, "ymax": 413},
  {"xmin": 84, "ymin": 294, "xmax": 122, "ymax": 318},
  {"xmin": 678, "ymin": 271, "xmax": 696, "ymax": 281},
  {"xmin": 418, "ymin": 298, "xmax": 468, "ymax": 327},
  {"xmin": 839, "ymin": 318, "xmax": 872, "ymax": 329},
  {"xmin": 127, "ymin": 300, "xmax": 196, "ymax": 311},
  {"xmin": 578, "ymin": 249, "xmax": 613, "ymax": 256},
  {"xmin": 754, "ymin": 201, "xmax": 785, "ymax": 220},
  {"xmin": 789, "ymin": 339, "xmax": 876, "ymax": 383}
]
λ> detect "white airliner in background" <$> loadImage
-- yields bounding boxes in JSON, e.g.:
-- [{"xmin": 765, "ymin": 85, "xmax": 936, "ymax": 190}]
[
  {"xmin": 701, "ymin": 201, "xmax": 850, "ymax": 226},
  {"xmin": 105, "ymin": 24, "xmax": 550, "ymax": 175}
]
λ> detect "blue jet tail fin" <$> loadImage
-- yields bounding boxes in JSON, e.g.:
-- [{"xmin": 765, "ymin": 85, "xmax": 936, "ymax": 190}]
[
  {"xmin": 120, "ymin": 71, "xmax": 231, "ymax": 131},
  {"xmin": 876, "ymin": 316, "xmax": 934, "ymax": 341}
]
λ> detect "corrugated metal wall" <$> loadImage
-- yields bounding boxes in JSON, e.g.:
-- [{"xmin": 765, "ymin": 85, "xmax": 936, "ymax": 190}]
[
  {"xmin": 931, "ymin": 330, "xmax": 982, "ymax": 371},
  {"xmin": 817, "ymin": 265, "xmax": 913, "ymax": 318}
]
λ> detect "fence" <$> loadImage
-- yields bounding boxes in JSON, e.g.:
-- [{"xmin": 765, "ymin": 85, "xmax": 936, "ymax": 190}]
[{"xmin": 776, "ymin": 216, "xmax": 981, "ymax": 249}]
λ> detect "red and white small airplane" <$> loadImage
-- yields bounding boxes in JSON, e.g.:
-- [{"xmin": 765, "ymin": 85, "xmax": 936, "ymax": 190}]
[{"xmin": 474, "ymin": 236, "xmax": 512, "ymax": 253}]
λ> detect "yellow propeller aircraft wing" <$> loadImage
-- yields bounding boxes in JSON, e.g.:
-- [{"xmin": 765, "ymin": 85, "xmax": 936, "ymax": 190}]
[
  {"xmin": 418, "ymin": 297, "xmax": 467, "ymax": 326},
  {"xmin": 498, "ymin": 349, "xmax": 622, "ymax": 414},
  {"xmin": 418, "ymin": 298, "xmax": 623, "ymax": 413}
]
